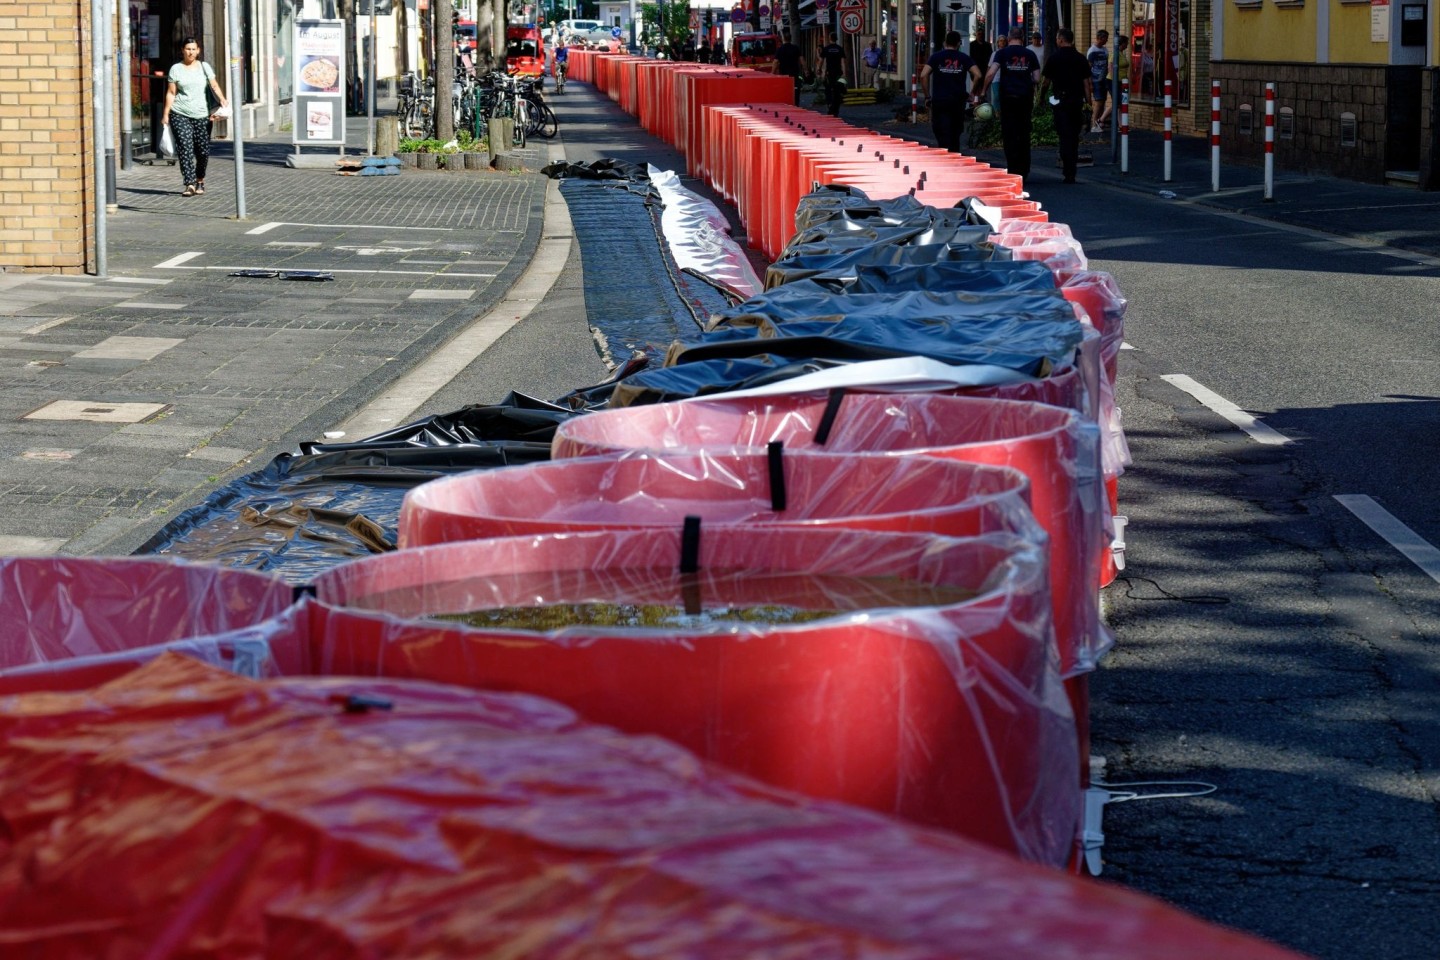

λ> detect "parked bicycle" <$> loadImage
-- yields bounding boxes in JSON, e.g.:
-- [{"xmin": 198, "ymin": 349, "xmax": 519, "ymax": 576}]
[{"xmin": 398, "ymin": 71, "xmax": 435, "ymax": 139}]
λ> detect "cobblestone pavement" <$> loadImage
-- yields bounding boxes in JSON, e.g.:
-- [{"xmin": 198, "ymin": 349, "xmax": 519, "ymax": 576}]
[{"xmin": 0, "ymin": 123, "xmax": 555, "ymax": 556}]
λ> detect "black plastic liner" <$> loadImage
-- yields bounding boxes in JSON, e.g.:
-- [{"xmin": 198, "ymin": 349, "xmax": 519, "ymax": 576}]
[
  {"xmin": 611, "ymin": 356, "xmax": 845, "ymax": 407},
  {"xmin": 542, "ymin": 158, "xmax": 653, "ymax": 183},
  {"xmin": 561, "ymin": 178, "xmax": 730, "ymax": 365},
  {"xmin": 137, "ymin": 402, "xmax": 570, "ymax": 582}
]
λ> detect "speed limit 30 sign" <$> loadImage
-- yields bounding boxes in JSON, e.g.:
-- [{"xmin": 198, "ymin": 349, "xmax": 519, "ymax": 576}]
[{"xmin": 839, "ymin": 8, "xmax": 863, "ymax": 33}]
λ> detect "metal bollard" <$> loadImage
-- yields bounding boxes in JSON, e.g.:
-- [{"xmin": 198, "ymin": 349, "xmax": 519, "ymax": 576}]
[
  {"xmin": 1264, "ymin": 82, "xmax": 1275, "ymax": 201},
  {"xmin": 1120, "ymin": 79, "xmax": 1129, "ymax": 174},
  {"xmin": 1210, "ymin": 80, "xmax": 1221, "ymax": 193},
  {"xmin": 1163, "ymin": 79, "xmax": 1173, "ymax": 182}
]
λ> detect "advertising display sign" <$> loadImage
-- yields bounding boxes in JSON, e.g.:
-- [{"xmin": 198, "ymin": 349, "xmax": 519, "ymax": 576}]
[{"xmin": 293, "ymin": 19, "xmax": 346, "ymax": 147}]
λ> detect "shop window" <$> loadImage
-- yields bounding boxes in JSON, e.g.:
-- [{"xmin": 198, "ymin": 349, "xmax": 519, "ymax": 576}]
[
  {"xmin": 1129, "ymin": 0, "xmax": 1190, "ymax": 105},
  {"xmin": 1279, "ymin": 106, "xmax": 1294, "ymax": 139},
  {"xmin": 1340, "ymin": 112, "xmax": 1357, "ymax": 147},
  {"xmin": 1238, "ymin": 103, "xmax": 1253, "ymax": 136}
]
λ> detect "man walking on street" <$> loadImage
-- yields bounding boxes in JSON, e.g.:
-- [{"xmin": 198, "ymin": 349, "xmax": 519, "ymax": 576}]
[
  {"xmin": 1027, "ymin": 31, "xmax": 1046, "ymax": 68},
  {"xmin": 969, "ymin": 27, "xmax": 993, "ymax": 82},
  {"xmin": 921, "ymin": 30, "xmax": 981, "ymax": 154},
  {"xmin": 1087, "ymin": 29, "xmax": 1111, "ymax": 133},
  {"xmin": 820, "ymin": 31, "xmax": 846, "ymax": 116},
  {"xmin": 1040, "ymin": 27, "xmax": 1092, "ymax": 183},
  {"xmin": 776, "ymin": 30, "xmax": 805, "ymax": 104},
  {"xmin": 983, "ymin": 26, "xmax": 1041, "ymax": 183}
]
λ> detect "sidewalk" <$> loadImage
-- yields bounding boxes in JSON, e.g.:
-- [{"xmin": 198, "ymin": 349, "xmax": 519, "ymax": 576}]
[
  {"xmin": 0, "ymin": 111, "xmax": 559, "ymax": 557},
  {"xmin": 837, "ymin": 99, "xmax": 1440, "ymax": 259}
]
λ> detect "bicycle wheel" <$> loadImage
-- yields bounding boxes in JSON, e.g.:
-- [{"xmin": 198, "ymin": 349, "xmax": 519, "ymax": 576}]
[
  {"xmin": 535, "ymin": 104, "xmax": 558, "ymax": 139},
  {"xmin": 403, "ymin": 101, "xmax": 426, "ymax": 138},
  {"xmin": 513, "ymin": 102, "xmax": 527, "ymax": 148}
]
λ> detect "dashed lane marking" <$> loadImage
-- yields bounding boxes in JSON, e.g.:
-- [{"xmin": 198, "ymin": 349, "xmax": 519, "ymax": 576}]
[
  {"xmin": 1334, "ymin": 495, "xmax": 1440, "ymax": 586},
  {"xmin": 1160, "ymin": 374, "xmax": 1292, "ymax": 446}
]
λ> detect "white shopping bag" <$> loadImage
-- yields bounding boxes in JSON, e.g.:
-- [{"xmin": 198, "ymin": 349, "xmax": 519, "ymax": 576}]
[{"xmin": 159, "ymin": 124, "xmax": 176, "ymax": 159}]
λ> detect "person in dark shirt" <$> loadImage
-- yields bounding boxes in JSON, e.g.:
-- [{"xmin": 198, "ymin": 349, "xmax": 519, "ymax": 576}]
[
  {"xmin": 776, "ymin": 30, "xmax": 805, "ymax": 103},
  {"xmin": 920, "ymin": 30, "xmax": 980, "ymax": 153},
  {"xmin": 819, "ymin": 31, "xmax": 845, "ymax": 116},
  {"xmin": 982, "ymin": 26, "xmax": 1041, "ymax": 182},
  {"xmin": 969, "ymin": 28, "xmax": 993, "ymax": 79},
  {"xmin": 1040, "ymin": 27, "xmax": 1093, "ymax": 183},
  {"xmin": 699, "ymin": 40, "xmax": 712, "ymax": 63}
]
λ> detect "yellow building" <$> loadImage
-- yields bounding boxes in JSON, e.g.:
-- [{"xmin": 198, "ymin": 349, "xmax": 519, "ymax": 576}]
[{"xmin": 1211, "ymin": 0, "xmax": 1436, "ymax": 185}]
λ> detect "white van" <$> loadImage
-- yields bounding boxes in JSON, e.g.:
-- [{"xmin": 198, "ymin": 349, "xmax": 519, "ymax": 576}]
[{"xmin": 557, "ymin": 19, "xmax": 609, "ymax": 43}]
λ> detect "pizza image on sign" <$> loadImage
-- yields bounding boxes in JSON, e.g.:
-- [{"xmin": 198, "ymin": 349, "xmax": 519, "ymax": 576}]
[{"xmin": 299, "ymin": 56, "xmax": 340, "ymax": 93}]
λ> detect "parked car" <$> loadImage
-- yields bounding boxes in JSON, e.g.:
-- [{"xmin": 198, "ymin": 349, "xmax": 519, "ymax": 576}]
[{"xmin": 557, "ymin": 18, "xmax": 611, "ymax": 44}]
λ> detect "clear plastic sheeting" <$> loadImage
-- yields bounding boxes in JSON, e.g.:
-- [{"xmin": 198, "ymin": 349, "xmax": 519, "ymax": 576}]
[
  {"xmin": 309, "ymin": 527, "xmax": 1079, "ymax": 864},
  {"xmin": 0, "ymin": 556, "xmax": 294, "ymax": 679},
  {"xmin": 553, "ymin": 393, "xmax": 1111, "ymax": 678},
  {"xmin": 648, "ymin": 165, "xmax": 764, "ymax": 301},
  {"xmin": 398, "ymin": 449, "xmax": 1044, "ymax": 552},
  {"xmin": 0, "ymin": 653, "xmax": 1304, "ymax": 958}
]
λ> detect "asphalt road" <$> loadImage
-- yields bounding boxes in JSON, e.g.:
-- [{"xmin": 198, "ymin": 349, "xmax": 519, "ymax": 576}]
[
  {"xmin": 526, "ymin": 84, "xmax": 1440, "ymax": 958},
  {"xmin": 1033, "ymin": 183, "xmax": 1440, "ymax": 959}
]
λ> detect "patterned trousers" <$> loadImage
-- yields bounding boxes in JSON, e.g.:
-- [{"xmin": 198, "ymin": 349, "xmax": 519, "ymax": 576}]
[{"xmin": 170, "ymin": 113, "xmax": 211, "ymax": 186}]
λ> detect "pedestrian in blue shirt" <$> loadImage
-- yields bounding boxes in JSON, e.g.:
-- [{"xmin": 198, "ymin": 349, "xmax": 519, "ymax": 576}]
[
  {"xmin": 920, "ymin": 31, "xmax": 981, "ymax": 153},
  {"xmin": 982, "ymin": 26, "xmax": 1041, "ymax": 182}
]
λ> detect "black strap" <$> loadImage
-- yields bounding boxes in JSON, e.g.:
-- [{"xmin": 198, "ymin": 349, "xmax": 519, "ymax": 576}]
[
  {"xmin": 767, "ymin": 441, "xmax": 787, "ymax": 511},
  {"xmin": 814, "ymin": 388, "xmax": 847, "ymax": 446},
  {"xmin": 680, "ymin": 515, "xmax": 702, "ymax": 574}
]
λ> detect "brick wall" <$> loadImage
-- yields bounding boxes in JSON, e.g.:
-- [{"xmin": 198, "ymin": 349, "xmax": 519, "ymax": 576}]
[
  {"xmin": 0, "ymin": 2, "xmax": 94, "ymax": 273},
  {"xmin": 1211, "ymin": 61, "xmax": 1389, "ymax": 182}
]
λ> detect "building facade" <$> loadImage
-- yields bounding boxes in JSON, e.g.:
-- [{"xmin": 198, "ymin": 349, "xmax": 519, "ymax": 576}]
[{"xmin": 1210, "ymin": 0, "xmax": 1438, "ymax": 186}]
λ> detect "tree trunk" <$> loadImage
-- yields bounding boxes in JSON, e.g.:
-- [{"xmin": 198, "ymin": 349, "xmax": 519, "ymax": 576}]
[
  {"xmin": 493, "ymin": 0, "xmax": 508, "ymax": 66},
  {"xmin": 435, "ymin": 0, "xmax": 454, "ymax": 141}
]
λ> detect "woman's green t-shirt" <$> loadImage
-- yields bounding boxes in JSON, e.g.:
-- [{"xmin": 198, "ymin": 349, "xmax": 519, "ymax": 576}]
[{"xmin": 168, "ymin": 60, "xmax": 214, "ymax": 120}]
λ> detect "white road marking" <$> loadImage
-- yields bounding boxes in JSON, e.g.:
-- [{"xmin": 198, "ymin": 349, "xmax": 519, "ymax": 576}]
[
  {"xmin": 113, "ymin": 301, "xmax": 186, "ymax": 310},
  {"xmin": 107, "ymin": 277, "xmax": 170, "ymax": 285},
  {"xmin": 160, "ymin": 264, "xmax": 495, "ymax": 278},
  {"xmin": 243, "ymin": 220, "xmax": 453, "ymax": 234},
  {"xmin": 155, "ymin": 251, "xmax": 204, "ymax": 269},
  {"xmin": 23, "ymin": 317, "xmax": 72, "ymax": 335},
  {"xmin": 1334, "ymin": 495, "xmax": 1440, "ymax": 586},
  {"xmin": 1121, "ymin": 341, "xmax": 1135, "ymax": 350},
  {"xmin": 1160, "ymin": 374, "xmax": 1292, "ymax": 445},
  {"xmin": 409, "ymin": 289, "xmax": 475, "ymax": 300},
  {"xmin": 265, "ymin": 241, "xmax": 322, "ymax": 248}
]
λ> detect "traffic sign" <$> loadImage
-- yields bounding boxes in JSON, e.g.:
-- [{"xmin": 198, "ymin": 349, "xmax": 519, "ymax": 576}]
[
  {"xmin": 837, "ymin": 0, "xmax": 864, "ymax": 8},
  {"xmin": 815, "ymin": 0, "xmax": 829, "ymax": 8},
  {"xmin": 757, "ymin": 3, "xmax": 770, "ymax": 16},
  {"xmin": 839, "ymin": 9, "xmax": 863, "ymax": 33},
  {"xmin": 611, "ymin": 25, "xmax": 622, "ymax": 38},
  {"xmin": 817, "ymin": 8, "xmax": 831, "ymax": 23},
  {"xmin": 730, "ymin": 5, "xmax": 746, "ymax": 22}
]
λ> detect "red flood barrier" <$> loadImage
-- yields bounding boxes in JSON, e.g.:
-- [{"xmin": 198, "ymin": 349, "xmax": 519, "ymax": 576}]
[
  {"xmin": 0, "ymin": 653, "xmax": 1306, "ymax": 959},
  {"xmin": 308, "ymin": 526, "xmax": 1079, "ymax": 865},
  {"xmin": 399, "ymin": 449, "xmax": 1041, "ymax": 550},
  {"xmin": 0, "ymin": 556, "xmax": 299, "ymax": 694},
  {"xmin": 552, "ymin": 393, "xmax": 1109, "ymax": 680}
]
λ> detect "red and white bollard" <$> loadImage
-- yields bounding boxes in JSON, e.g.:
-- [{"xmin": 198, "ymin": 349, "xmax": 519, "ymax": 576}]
[
  {"xmin": 910, "ymin": 73, "xmax": 917, "ymax": 125},
  {"xmin": 1163, "ymin": 79, "xmax": 1173, "ymax": 182},
  {"xmin": 1264, "ymin": 82, "xmax": 1275, "ymax": 201},
  {"xmin": 1120, "ymin": 79, "xmax": 1129, "ymax": 174},
  {"xmin": 1210, "ymin": 80, "xmax": 1221, "ymax": 193}
]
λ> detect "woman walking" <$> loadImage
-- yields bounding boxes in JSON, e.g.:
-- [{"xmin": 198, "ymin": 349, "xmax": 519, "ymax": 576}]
[{"xmin": 160, "ymin": 38, "xmax": 229, "ymax": 197}]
